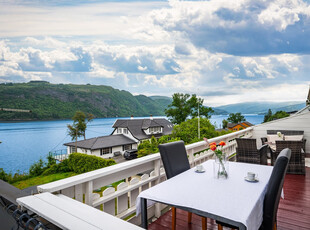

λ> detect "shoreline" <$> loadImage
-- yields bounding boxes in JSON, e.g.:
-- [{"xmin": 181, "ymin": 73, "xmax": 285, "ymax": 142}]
[{"xmin": 0, "ymin": 114, "xmax": 256, "ymax": 123}]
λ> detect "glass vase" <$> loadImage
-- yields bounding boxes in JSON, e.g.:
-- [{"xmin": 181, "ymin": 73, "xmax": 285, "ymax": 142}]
[{"xmin": 214, "ymin": 154, "xmax": 229, "ymax": 179}]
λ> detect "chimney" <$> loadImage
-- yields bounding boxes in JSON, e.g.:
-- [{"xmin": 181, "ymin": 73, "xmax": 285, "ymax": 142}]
[
  {"xmin": 131, "ymin": 115, "xmax": 134, "ymax": 120},
  {"xmin": 150, "ymin": 114, "xmax": 153, "ymax": 120}
]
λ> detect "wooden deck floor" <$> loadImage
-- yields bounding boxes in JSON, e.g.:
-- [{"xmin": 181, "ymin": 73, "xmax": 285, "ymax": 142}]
[{"xmin": 148, "ymin": 167, "xmax": 310, "ymax": 230}]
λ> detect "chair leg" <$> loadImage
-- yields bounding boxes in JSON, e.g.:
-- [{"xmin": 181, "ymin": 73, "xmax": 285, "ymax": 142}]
[
  {"xmin": 187, "ymin": 212, "xmax": 192, "ymax": 223},
  {"xmin": 202, "ymin": 217, "xmax": 207, "ymax": 230},
  {"xmin": 218, "ymin": 223, "xmax": 223, "ymax": 230},
  {"xmin": 172, "ymin": 207, "xmax": 176, "ymax": 230}
]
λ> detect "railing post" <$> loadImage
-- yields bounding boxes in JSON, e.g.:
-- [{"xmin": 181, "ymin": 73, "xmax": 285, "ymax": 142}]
[
  {"xmin": 188, "ymin": 149, "xmax": 194, "ymax": 165},
  {"xmin": 154, "ymin": 159, "xmax": 161, "ymax": 218},
  {"xmin": 85, "ymin": 181, "xmax": 93, "ymax": 206}
]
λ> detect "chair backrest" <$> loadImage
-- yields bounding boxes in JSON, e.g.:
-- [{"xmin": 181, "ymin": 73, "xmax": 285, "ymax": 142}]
[
  {"xmin": 236, "ymin": 138, "xmax": 257, "ymax": 150},
  {"xmin": 260, "ymin": 148, "xmax": 291, "ymax": 230},
  {"xmin": 274, "ymin": 140, "xmax": 305, "ymax": 174},
  {"xmin": 267, "ymin": 130, "xmax": 304, "ymax": 136},
  {"xmin": 236, "ymin": 138, "xmax": 260, "ymax": 164},
  {"xmin": 275, "ymin": 140, "xmax": 303, "ymax": 154},
  {"xmin": 158, "ymin": 140, "xmax": 190, "ymax": 179}
]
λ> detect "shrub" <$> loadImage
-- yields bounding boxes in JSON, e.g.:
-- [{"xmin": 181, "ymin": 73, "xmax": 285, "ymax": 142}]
[
  {"xmin": 68, "ymin": 153, "xmax": 116, "ymax": 174},
  {"xmin": 29, "ymin": 158, "xmax": 46, "ymax": 177},
  {"xmin": 0, "ymin": 168, "xmax": 8, "ymax": 182},
  {"xmin": 42, "ymin": 159, "xmax": 73, "ymax": 175},
  {"xmin": 9, "ymin": 172, "xmax": 30, "ymax": 184}
]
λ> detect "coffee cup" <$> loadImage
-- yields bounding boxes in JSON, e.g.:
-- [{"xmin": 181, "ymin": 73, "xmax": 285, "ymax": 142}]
[
  {"xmin": 247, "ymin": 172, "xmax": 256, "ymax": 181},
  {"xmin": 196, "ymin": 165, "xmax": 203, "ymax": 172}
]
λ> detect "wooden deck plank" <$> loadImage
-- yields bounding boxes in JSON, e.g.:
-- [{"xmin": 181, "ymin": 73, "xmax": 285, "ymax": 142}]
[{"xmin": 149, "ymin": 167, "xmax": 310, "ymax": 230}]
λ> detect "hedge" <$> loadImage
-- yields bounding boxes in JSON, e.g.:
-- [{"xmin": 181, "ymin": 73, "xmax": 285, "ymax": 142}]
[{"xmin": 68, "ymin": 153, "xmax": 116, "ymax": 174}]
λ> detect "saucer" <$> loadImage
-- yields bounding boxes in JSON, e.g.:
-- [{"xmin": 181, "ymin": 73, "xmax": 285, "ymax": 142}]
[
  {"xmin": 244, "ymin": 176, "xmax": 259, "ymax": 182},
  {"xmin": 195, "ymin": 169, "xmax": 205, "ymax": 173}
]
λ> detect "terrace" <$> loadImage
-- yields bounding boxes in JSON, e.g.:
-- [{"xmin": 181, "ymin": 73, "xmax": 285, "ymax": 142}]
[{"xmin": 9, "ymin": 105, "xmax": 310, "ymax": 229}]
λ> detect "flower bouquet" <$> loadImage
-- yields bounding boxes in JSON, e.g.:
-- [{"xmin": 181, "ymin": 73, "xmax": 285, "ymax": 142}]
[{"xmin": 204, "ymin": 138, "xmax": 228, "ymax": 179}]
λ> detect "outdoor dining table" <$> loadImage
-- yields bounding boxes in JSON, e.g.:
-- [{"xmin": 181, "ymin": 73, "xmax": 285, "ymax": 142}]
[{"xmin": 136, "ymin": 160, "xmax": 273, "ymax": 230}]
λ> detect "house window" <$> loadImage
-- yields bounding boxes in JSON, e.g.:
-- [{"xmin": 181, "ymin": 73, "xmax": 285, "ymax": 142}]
[
  {"xmin": 70, "ymin": 146, "xmax": 77, "ymax": 153},
  {"xmin": 149, "ymin": 126, "xmax": 161, "ymax": 133},
  {"xmin": 123, "ymin": 144, "xmax": 132, "ymax": 151},
  {"xmin": 123, "ymin": 128, "xmax": 128, "ymax": 134},
  {"xmin": 100, "ymin": 148, "xmax": 112, "ymax": 155},
  {"xmin": 117, "ymin": 128, "xmax": 122, "ymax": 134}
]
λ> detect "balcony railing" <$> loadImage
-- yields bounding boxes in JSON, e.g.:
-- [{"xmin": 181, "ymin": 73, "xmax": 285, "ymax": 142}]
[{"xmin": 37, "ymin": 127, "xmax": 253, "ymax": 226}]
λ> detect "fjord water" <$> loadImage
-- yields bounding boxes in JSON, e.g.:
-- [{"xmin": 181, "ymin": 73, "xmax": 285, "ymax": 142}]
[{"xmin": 0, "ymin": 115, "xmax": 263, "ymax": 173}]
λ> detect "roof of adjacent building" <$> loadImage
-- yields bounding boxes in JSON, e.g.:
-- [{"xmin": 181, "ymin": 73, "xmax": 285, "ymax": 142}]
[
  {"xmin": 227, "ymin": 121, "xmax": 253, "ymax": 129},
  {"xmin": 307, "ymin": 86, "xmax": 310, "ymax": 105},
  {"xmin": 64, "ymin": 134, "xmax": 137, "ymax": 150},
  {"xmin": 112, "ymin": 118, "xmax": 173, "ymax": 140}
]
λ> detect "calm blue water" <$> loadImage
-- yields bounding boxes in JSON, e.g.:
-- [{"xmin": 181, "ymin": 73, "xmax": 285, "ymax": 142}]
[{"xmin": 0, "ymin": 115, "xmax": 264, "ymax": 173}]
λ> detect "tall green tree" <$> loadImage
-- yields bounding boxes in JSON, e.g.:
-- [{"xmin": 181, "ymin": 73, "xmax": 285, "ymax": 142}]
[
  {"xmin": 263, "ymin": 109, "xmax": 273, "ymax": 122},
  {"xmin": 67, "ymin": 111, "xmax": 94, "ymax": 147},
  {"xmin": 222, "ymin": 119, "xmax": 228, "ymax": 129},
  {"xmin": 165, "ymin": 93, "xmax": 213, "ymax": 124},
  {"xmin": 263, "ymin": 110, "xmax": 289, "ymax": 123},
  {"xmin": 227, "ymin": 113, "xmax": 245, "ymax": 123},
  {"xmin": 172, "ymin": 118, "xmax": 218, "ymax": 144}
]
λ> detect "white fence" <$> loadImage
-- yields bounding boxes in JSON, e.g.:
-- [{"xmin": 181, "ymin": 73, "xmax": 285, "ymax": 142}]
[{"xmin": 37, "ymin": 127, "xmax": 253, "ymax": 225}]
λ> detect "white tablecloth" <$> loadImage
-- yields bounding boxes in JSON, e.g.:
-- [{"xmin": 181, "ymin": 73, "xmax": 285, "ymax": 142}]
[{"xmin": 136, "ymin": 160, "xmax": 273, "ymax": 230}]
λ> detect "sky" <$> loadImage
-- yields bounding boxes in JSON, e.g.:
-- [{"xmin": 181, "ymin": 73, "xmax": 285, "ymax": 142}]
[{"xmin": 1, "ymin": 0, "xmax": 310, "ymax": 106}]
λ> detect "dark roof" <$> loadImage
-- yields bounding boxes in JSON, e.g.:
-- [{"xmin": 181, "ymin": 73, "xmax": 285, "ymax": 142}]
[
  {"xmin": 227, "ymin": 121, "xmax": 253, "ymax": 128},
  {"xmin": 113, "ymin": 118, "xmax": 173, "ymax": 140},
  {"xmin": 307, "ymin": 86, "xmax": 310, "ymax": 105},
  {"xmin": 64, "ymin": 134, "xmax": 137, "ymax": 150}
]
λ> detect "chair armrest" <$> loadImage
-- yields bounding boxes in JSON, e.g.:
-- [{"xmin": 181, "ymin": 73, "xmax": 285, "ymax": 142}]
[
  {"xmin": 261, "ymin": 137, "xmax": 267, "ymax": 145},
  {"xmin": 258, "ymin": 144, "xmax": 268, "ymax": 165},
  {"xmin": 302, "ymin": 138, "xmax": 306, "ymax": 153}
]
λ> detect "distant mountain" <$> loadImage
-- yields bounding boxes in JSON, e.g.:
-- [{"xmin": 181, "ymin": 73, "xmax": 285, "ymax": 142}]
[
  {"xmin": 214, "ymin": 101, "xmax": 306, "ymax": 114},
  {"xmin": 211, "ymin": 108, "xmax": 229, "ymax": 115},
  {"xmin": 149, "ymin": 96, "xmax": 172, "ymax": 110},
  {"xmin": 0, "ymin": 82, "xmax": 169, "ymax": 120}
]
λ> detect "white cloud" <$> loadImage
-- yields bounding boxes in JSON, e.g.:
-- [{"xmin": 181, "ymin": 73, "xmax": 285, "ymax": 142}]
[
  {"xmin": 23, "ymin": 37, "xmax": 66, "ymax": 48},
  {"xmin": 0, "ymin": 1, "xmax": 168, "ymax": 38},
  {"xmin": 258, "ymin": 0, "xmax": 310, "ymax": 31},
  {"xmin": 1, "ymin": 0, "xmax": 310, "ymax": 106}
]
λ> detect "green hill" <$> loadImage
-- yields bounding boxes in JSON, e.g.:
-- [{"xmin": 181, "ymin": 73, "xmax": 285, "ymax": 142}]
[
  {"xmin": 0, "ymin": 82, "xmax": 168, "ymax": 120},
  {"xmin": 214, "ymin": 101, "xmax": 306, "ymax": 114},
  {"xmin": 149, "ymin": 96, "xmax": 172, "ymax": 109}
]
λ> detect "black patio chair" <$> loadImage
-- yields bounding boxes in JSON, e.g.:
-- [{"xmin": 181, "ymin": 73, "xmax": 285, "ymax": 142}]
[
  {"xmin": 236, "ymin": 138, "xmax": 268, "ymax": 165},
  {"xmin": 158, "ymin": 140, "xmax": 207, "ymax": 230},
  {"xmin": 217, "ymin": 148, "xmax": 291, "ymax": 230}
]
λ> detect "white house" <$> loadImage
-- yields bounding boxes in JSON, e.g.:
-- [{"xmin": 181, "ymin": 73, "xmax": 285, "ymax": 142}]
[
  {"xmin": 111, "ymin": 117, "xmax": 173, "ymax": 143},
  {"xmin": 64, "ymin": 134, "xmax": 138, "ymax": 159},
  {"xmin": 63, "ymin": 117, "xmax": 173, "ymax": 158}
]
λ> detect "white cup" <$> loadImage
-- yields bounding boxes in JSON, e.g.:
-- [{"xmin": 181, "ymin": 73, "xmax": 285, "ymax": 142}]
[
  {"xmin": 196, "ymin": 165, "xmax": 203, "ymax": 172},
  {"xmin": 247, "ymin": 172, "xmax": 256, "ymax": 180}
]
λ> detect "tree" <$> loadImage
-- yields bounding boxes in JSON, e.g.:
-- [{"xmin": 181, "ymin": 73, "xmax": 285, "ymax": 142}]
[
  {"xmin": 222, "ymin": 119, "xmax": 228, "ymax": 129},
  {"xmin": 137, "ymin": 135, "xmax": 180, "ymax": 158},
  {"xmin": 227, "ymin": 113, "xmax": 245, "ymax": 123},
  {"xmin": 263, "ymin": 110, "xmax": 289, "ymax": 123},
  {"xmin": 67, "ymin": 111, "xmax": 94, "ymax": 148},
  {"xmin": 264, "ymin": 109, "xmax": 273, "ymax": 123},
  {"xmin": 165, "ymin": 93, "xmax": 214, "ymax": 124},
  {"xmin": 172, "ymin": 118, "xmax": 219, "ymax": 144}
]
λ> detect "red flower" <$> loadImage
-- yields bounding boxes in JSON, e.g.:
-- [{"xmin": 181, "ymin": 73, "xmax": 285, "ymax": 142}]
[
  {"xmin": 209, "ymin": 142, "xmax": 216, "ymax": 147},
  {"xmin": 210, "ymin": 145, "xmax": 217, "ymax": 151},
  {"xmin": 219, "ymin": 141, "xmax": 226, "ymax": 146}
]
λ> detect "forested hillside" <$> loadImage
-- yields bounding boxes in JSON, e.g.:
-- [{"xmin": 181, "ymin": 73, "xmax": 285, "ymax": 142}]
[{"xmin": 0, "ymin": 82, "xmax": 168, "ymax": 120}]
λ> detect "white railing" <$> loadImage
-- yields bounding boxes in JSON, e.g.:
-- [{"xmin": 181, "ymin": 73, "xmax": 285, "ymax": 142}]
[{"xmin": 37, "ymin": 127, "xmax": 253, "ymax": 225}]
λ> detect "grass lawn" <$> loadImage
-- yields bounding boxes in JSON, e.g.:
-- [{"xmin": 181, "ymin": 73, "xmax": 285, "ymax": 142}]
[{"xmin": 13, "ymin": 172, "xmax": 77, "ymax": 190}]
